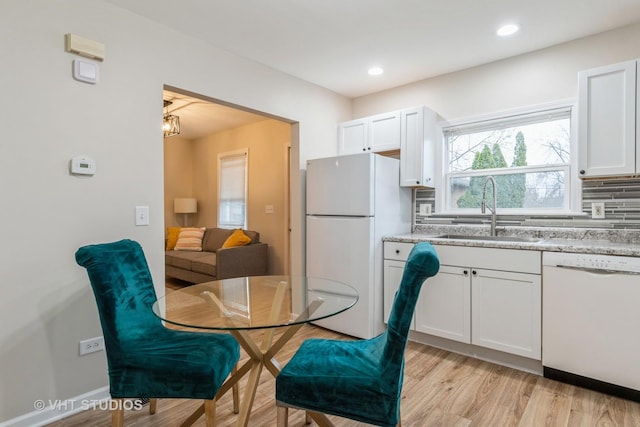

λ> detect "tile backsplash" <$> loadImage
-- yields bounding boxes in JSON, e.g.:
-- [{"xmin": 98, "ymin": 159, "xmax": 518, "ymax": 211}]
[{"xmin": 415, "ymin": 177, "xmax": 640, "ymax": 230}]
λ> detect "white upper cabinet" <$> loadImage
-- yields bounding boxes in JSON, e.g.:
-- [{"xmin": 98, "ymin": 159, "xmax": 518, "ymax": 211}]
[
  {"xmin": 578, "ymin": 60, "xmax": 639, "ymax": 178},
  {"xmin": 400, "ymin": 106, "xmax": 439, "ymax": 187},
  {"xmin": 338, "ymin": 111, "xmax": 400, "ymax": 155},
  {"xmin": 369, "ymin": 112, "xmax": 401, "ymax": 152},
  {"xmin": 338, "ymin": 106, "xmax": 440, "ymax": 187},
  {"xmin": 338, "ymin": 120, "xmax": 367, "ymax": 155}
]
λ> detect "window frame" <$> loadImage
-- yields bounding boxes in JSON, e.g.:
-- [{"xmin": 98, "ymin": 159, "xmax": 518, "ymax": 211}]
[
  {"xmin": 217, "ymin": 149, "xmax": 248, "ymax": 229},
  {"xmin": 435, "ymin": 99, "xmax": 581, "ymax": 216}
]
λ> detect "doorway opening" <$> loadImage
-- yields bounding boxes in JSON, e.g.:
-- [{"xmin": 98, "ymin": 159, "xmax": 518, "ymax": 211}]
[{"xmin": 162, "ymin": 85, "xmax": 293, "ymax": 277}]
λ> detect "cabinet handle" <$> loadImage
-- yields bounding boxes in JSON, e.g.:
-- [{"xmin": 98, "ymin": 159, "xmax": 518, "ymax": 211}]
[
  {"xmin": 362, "ymin": 148, "xmax": 366, "ymax": 151},
  {"xmin": 395, "ymin": 249, "xmax": 400, "ymax": 254},
  {"xmin": 580, "ymin": 170, "xmax": 585, "ymax": 175},
  {"xmin": 463, "ymin": 270, "xmax": 469, "ymax": 276},
  {"xmin": 472, "ymin": 270, "xmax": 477, "ymax": 276},
  {"xmin": 416, "ymin": 180, "xmax": 420, "ymax": 184}
]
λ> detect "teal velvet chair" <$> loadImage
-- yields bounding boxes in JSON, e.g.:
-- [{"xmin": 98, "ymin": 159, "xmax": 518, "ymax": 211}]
[
  {"xmin": 75, "ymin": 239, "xmax": 240, "ymax": 427},
  {"xmin": 275, "ymin": 242, "xmax": 439, "ymax": 427}
]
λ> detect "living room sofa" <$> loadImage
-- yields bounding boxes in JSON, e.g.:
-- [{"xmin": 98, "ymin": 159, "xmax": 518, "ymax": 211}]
[{"xmin": 165, "ymin": 227, "xmax": 268, "ymax": 284}]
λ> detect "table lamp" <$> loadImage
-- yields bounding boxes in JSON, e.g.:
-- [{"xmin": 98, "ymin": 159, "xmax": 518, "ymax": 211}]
[{"xmin": 174, "ymin": 198, "xmax": 197, "ymax": 226}]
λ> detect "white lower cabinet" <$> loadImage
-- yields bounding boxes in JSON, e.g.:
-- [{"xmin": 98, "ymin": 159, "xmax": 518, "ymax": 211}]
[
  {"xmin": 383, "ymin": 242, "xmax": 541, "ymax": 360},
  {"xmin": 414, "ymin": 264, "xmax": 471, "ymax": 343},
  {"xmin": 471, "ymin": 268, "xmax": 541, "ymax": 359}
]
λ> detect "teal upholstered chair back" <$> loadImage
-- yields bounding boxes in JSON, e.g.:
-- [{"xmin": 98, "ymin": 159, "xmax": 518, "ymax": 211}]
[
  {"xmin": 275, "ymin": 242, "xmax": 439, "ymax": 427},
  {"xmin": 75, "ymin": 239, "xmax": 240, "ymax": 401},
  {"xmin": 76, "ymin": 239, "xmax": 162, "ymax": 362},
  {"xmin": 380, "ymin": 242, "xmax": 440, "ymax": 419},
  {"xmin": 382, "ymin": 242, "xmax": 440, "ymax": 380}
]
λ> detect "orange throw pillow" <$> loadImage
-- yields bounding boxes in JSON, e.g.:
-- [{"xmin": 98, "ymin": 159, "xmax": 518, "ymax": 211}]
[
  {"xmin": 222, "ymin": 229, "xmax": 252, "ymax": 248},
  {"xmin": 166, "ymin": 227, "xmax": 181, "ymax": 250}
]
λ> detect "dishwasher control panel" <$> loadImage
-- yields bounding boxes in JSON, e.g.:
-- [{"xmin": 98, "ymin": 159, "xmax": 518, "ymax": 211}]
[{"xmin": 543, "ymin": 252, "xmax": 640, "ymax": 274}]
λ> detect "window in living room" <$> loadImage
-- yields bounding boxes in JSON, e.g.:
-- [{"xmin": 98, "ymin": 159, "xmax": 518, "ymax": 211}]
[{"xmin": 218, "ymin": 149, "xmax": 248, "ymax": 229}]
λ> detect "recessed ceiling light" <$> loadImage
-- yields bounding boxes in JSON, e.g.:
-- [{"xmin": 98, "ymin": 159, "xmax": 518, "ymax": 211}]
[
  {"xmin": 497, "ymin": 24, "xmax": 519, "ymax": 37},
  {"xmin": 368, "ymin": 66, "xmax": 384, "ymax": 76}
]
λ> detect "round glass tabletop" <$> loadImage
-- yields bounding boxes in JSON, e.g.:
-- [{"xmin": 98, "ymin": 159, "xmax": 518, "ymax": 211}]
[{"xmin": 152, "ymin": 275, "xmax": 359, "ymax": 331}]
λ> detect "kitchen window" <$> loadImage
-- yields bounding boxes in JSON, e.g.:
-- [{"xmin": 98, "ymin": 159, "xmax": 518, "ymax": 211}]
[
  {"xmin": 218, "ymin": 149, "xmax": 248, "ymax": 229},
  {"xmin": 441, "ymin": 102, "xmax": 579, "ymax": 214}
]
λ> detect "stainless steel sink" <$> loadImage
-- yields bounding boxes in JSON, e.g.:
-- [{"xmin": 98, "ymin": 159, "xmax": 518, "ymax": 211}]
[{"xmin": 435, "ymin": 234, "xmax": 544, "ymax": 243}]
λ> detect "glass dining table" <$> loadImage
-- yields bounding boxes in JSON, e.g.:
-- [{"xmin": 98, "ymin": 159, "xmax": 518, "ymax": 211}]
[{"xmin": 152, "ymin": 275, "xmax": 358, "ymax": 427}]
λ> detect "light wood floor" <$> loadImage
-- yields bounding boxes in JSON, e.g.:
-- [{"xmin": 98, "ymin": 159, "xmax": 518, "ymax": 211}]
[{"xmin": 47, "ymin": 280, "xmax": 640, "ymax": 426}]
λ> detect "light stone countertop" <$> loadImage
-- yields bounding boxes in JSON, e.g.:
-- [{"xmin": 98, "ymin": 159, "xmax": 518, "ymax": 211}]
[{"xmin": 385, "ymin": 225, "xmax": 640, "ymax": 257}]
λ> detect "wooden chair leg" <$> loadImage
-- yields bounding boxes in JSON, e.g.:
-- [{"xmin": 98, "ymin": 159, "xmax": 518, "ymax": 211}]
[
  {"xmin": 111, "ymin": 399, "xmax": 124, "ymax": 427},
  {"xmin": 204, "ymin": 398, "xmax": 217, "ymax": 427},
  {"xmin": 149, "ymin": 398, "xmax": 158, "ymax": 415},
  {"xmin": 232, "ymin": 365, "xmax": 239, "ymax": 413},
  {"xmin": 277, "ymin": 406, "xmax": 288, "ymax": 427},
  {"xmin": 305, "ymin": 411, "xmax": 312, "ymax": 424}
]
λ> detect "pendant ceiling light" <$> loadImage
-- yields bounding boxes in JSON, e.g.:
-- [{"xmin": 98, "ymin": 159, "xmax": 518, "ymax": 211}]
[{"xmin": 163, "ymin": 100, "xmax": 180, "ymax": 137}]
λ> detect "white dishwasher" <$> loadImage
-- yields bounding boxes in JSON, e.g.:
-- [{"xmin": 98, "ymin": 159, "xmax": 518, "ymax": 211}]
[{"xmin": 543, "ymin": 251, "xmax": 640, "ymax": 400}]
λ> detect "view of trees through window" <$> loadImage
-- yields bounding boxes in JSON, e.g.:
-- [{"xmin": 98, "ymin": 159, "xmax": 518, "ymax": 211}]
[{"xmin": 445, "ymin": 110, "xmax": 572, "ymax": 212}]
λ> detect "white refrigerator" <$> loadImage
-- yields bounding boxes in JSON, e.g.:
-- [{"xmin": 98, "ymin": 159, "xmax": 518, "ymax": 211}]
[{"xmin": 306, "ymin": 152, "xmax": 411, "ymax": 339}]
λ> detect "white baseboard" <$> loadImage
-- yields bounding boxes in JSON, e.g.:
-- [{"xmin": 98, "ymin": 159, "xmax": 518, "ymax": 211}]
[{"xmin": 0, "ymin": 386, "xmax": 110, "ymax": 427}]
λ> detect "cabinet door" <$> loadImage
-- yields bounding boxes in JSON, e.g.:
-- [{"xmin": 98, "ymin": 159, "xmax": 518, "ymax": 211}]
[
  {"xmin": 400, "ymin": 107, "xmax": 424, "ymax": 186},
  {"xmin": 383, "ymin": 259, "xmax": 415, "ymax": 329},
  {"xmin": 578, "ymin": 60, "xmax": 637, "ymax": 177},
  {"xmin": 415, "ymin": 265, "xmax": 471, "ymax": 343},
  {"xmin": 400, "ymin": 106, "xmax": 438, "ymax": 187},
  {"xmin": 338, "ymin": 119, "xmax": 367, "ymax": 155},
  {"xmin": 471, "ymin": 269, "xmax": 541, "ymax": 360},
  {"xmin": 369, "ymin": 111, "xmax": 401, "ymax": 152}
]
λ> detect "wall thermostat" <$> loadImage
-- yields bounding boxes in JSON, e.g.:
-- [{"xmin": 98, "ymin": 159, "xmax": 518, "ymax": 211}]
[{"xmin": 70, "ymin": 156, "xmax": 96, "ymax": 175}]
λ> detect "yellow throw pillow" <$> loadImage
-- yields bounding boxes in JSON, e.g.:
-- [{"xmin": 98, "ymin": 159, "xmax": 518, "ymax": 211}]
[
  {"xmin": 174, "ymin": 227, "xmax": 206, "ymax": 251},
  {"xmin": 165, "ymin": 227, "xmax": 182, "ymax": 250},
  {"xmin": 222, "ymin": 229, "xmax": 252, "ymax": 248}
]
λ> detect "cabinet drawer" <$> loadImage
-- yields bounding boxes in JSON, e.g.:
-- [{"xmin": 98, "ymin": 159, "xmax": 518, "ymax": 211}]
[
  {"xmin": 433, "ymin": 245, "xmax": 541, "ymax": 274},
  {"xmin": 384, "ymin": 242, "xmax": 414, "ymax": 261}
]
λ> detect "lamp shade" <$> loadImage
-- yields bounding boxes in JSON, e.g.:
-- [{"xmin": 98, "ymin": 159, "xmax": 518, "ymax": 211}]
[{"xmin": 174, "ymin": 198, "xmax": 197, "ymax": 214}]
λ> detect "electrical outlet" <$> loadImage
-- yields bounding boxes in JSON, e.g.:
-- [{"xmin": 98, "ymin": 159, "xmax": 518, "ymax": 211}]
[
  {"xmin": 592, "ymin": 202, "xmax": 605, "ymax": 219},
  {"xmin": 79, "ymin": 336, "xmax": 105, "ymax": 356},
  {"xmin": 419, "ymin": 204, "xmax": 432, "ymax": 216}
]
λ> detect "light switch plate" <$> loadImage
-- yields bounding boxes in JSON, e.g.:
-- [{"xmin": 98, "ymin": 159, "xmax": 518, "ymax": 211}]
[{"xmin": 135, "ymin": 206, "xmax": 149, "ymax": 226}]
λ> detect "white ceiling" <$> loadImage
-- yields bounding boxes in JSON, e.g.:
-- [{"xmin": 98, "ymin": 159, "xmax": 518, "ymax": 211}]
[
  {"xmin": 119, "ymin": 0, "xmax": 640, "ymax": 138},
  {"xmin": 108, "ymin": 0, "xmax": 640, "ymax": 98}
]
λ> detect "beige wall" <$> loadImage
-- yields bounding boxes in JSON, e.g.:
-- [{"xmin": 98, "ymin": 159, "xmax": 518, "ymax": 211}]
[
  {"xmin": 0, "ymin": 0, "xmax": 350, "ymax": 423},
  {"xmin": 164, "ymin": 135, "xmax": 195, "ymax": 227},
  {"xmin": 165, "ymin": 119, "xmax": 290, "ymax": 274}
]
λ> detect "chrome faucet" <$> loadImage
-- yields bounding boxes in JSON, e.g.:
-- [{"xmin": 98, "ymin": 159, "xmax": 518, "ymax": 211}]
[{"xmin": 481, "ymin": 176, "xmax": 497, "ymax": 236}]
